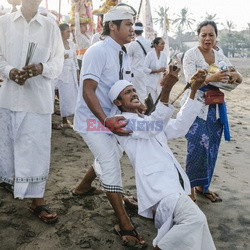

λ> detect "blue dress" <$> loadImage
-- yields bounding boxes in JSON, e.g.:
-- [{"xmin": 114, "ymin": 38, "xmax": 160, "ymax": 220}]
[{"xmin": 185, "ymin": 104, "xmax": 223, "ymax": 192}]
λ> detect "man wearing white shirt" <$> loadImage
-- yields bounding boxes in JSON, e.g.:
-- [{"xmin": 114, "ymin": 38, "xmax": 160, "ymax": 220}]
[
  {"xmin": 0, "ymin": 0, "xmax": 64, "ymax": 224},
  {"xmin": 108, "ymin": 66, "xmax": 216, "ymax": 249},
  {"xmin": 127, "ymin": 22, "xmax": 151, "ymax": 101},
  {"xmin": 73, "ymin": 4, "xmax": 146, "ymax": 248}
]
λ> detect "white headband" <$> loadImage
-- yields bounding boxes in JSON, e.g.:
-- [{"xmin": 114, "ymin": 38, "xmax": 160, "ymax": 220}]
[
  {"xmin": 103, "ymin": 5, "xmax": 135, "ymax": 22},
  {"xmin": 108, "ymin": 80, "xmax": 133, "ymax": 102},
  {"xmin": 134, "ymin": 25, "xmax": 143, "ymax": 31}
]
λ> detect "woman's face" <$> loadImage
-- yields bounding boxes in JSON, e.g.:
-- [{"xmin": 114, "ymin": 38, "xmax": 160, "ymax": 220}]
[
  {"xmin": 61, "ymin": 27, "xmax": 70, "ymax": 40},
  {"xmin": 155, "ymin": 39, "xmax": 165, "ymax": 51},
  {"xmin": 198, "ymin": 24, "xmax": 217, "ymax": 50}
]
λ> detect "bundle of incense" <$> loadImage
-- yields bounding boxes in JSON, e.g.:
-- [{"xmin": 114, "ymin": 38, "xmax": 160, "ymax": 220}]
[{"xmin": 25, "ymin": 42, "xmax": 37, "ymax": 66}]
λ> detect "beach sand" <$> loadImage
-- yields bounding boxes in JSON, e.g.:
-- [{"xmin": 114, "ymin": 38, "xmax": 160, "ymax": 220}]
[{"xmin": 0, "ymin": 58, "xmax": 250, "ymax": 250}]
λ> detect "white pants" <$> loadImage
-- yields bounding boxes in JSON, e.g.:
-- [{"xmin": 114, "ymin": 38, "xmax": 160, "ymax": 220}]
[
  {"xmin": 0, "ymin": 108, "xmax": 51, "ymax": 199},
  {"xmin": 153, "ymin": 194, "xmax": 216, "ymax": 250},
  {"xmin": 80, "ymin": 133, "xmax": 123, "ymax": 193}
]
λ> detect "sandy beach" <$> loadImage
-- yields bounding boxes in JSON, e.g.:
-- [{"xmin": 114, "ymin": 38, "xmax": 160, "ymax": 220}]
[{"xmin": 0, "ymin": 58, "xmax": 250, "ymax": 250}]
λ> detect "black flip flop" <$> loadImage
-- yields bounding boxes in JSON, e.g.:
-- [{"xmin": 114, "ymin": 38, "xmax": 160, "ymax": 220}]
[
  {"xmin": 71, "ymin": 187, "xmax": 104, "ymax": 197},
  {"xmin": 114, "ymin": 224, "xmax": 147, "ymax": 248}
]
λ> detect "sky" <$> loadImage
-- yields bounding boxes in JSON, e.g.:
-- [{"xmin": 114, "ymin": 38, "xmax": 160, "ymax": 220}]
[{"xmin": 1, "ymin": 0, "xmax": 249, "ymax": 35}]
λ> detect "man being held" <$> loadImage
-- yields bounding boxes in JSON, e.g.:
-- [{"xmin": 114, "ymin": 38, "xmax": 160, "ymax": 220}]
[
  {"xmin": 108, "ymin": 66, "xmax": 216, "ymax": 249},
  {"xmin": 0, "ymin": 0, "xmax": 64, "ymax": 223}
]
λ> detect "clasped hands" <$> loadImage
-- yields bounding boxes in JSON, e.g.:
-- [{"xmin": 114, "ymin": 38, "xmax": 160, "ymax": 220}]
[{"xmin": 9, "ymin": 63, "xmax": 43, "ymax": 85}]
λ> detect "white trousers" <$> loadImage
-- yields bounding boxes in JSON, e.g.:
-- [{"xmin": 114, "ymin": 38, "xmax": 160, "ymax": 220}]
[
  {"xmin": 80, "ymin": 133, "xmax": 123, "ymax": 193},
  {"xmin": 153, "ymin": 194, "xmax": 216, "ymax": 250},
  {"xmin": 0, "ymin": 108, "xmax": 51, "ymax": 199}
]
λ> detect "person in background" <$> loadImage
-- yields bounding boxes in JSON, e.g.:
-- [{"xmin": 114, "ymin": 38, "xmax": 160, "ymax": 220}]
[
  {"xmin": 182, "ymin": 20, "xmax": 242, "ymax": 203},
  {"xmin": 0, "ymin": 0, "xmax": 64, "ymax": 223},
  {"xmin": 213, "ymin": 39, "xmax": 224, "ymax": 55},
  {"xmin": 74, "ymin": 12, "xmax": 92, "ymax": 69},
  {"xmin": 57, "ymin": 23, "xmax": 79, "ymax": 128},
  {"xmin": 144, "ymin": 37, "xmax": 168, "ymax": 102},
  {"xmin": 127, "ymin": 21, "xmax": 151, "ymax": 101},
  {"xmin": 108, "ymin": 67, "xmax": 215, "ymax": 250}
]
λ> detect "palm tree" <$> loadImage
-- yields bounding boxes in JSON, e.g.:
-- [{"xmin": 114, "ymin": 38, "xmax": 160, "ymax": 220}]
[
  {"xmin": 172, "ymin": 8, "xmax": 195, "ymax": 32},
  {"xmin": 224, "ymin": 20, "xmax": 236, "ymax": 33},
  {"xmin": 154, "ymin": 6, "xmax": 170, "ymax": 31},
  {"xmin": 202, "ymin": 12, "xmax": 218, "ymax": 22}
]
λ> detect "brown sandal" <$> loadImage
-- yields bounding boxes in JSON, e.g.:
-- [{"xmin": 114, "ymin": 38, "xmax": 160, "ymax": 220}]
[
  {"xmin": 195, "ymin": 188, "xmax": 222, "ymax": 203},
  {"xmin": 114, "ymin": 224, "xmax": 147, "ymax": 248},
  {"xmin": 29, "ymin": 205, "xmax": 58, "ymax": 224}
]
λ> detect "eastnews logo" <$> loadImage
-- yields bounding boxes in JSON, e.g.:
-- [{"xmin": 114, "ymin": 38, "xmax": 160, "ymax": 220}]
[{"xmin": 86, "ymin": 119, "xmax": 163, "ymax": 132}]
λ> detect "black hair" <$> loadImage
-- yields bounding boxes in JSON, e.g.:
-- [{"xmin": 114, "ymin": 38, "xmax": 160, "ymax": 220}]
[
  {"xmin": 134, "ymin": 22, "xmax": 143, "ymax": 35},
  {"xmin": 102, "ymin": 20, "xmax": 123, "ymax": 36},
  {"xmin": 59, "ymin": 23, "xmax": 69, "ymax": 32},
  {"xmin": 116, "ymin": 3, "xmax": 137, "ymax": 16},
  {"xmin": 151, "ymin": 37, "xmax": 163, "ymax": 48},
  {"xmin": 197, "ymin": 20, "xmax": 218, "ymax": 36}
]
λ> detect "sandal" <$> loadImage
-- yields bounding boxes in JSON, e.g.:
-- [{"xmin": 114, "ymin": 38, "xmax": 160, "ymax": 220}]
[
  {"xmin": 195, "ymin": 187, "xmax": 222, "ymax": 203},
  {"xmin": 114, "ymin": 224, "xmax": 147, "ymax": 248},
  {"xmin": 61, "ymin": 122, "xmax": 73, "ymax": 129},
  {"xmin": 123, "ymin": 195, "xmax": 138, "ymax": 211},
  {"xmin": 52, "ymin": 123, "xmax": 62, "ymax": 130},
  {"xmin": 71, "ymin": 187, "xmax": 104, "ymax": 197},
  {"xmin": 28, "ymin": 205, "xmax": 58, "ymax": 224}
]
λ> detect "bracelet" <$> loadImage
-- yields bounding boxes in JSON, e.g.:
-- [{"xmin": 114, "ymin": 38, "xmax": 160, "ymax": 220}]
[{"xmin": 103, "ymin": 117, "xmax": 109, "ymax": 127}]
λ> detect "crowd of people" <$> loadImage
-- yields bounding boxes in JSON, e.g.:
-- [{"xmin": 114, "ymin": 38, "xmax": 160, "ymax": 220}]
[{"xmin": 0, "ymin": 1, "xmax": 242, "ymax": 249}]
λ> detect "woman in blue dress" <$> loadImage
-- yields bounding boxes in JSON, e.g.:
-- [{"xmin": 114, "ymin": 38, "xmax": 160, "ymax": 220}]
[{"xmin": 182, "ymin": 21, "xmax": 242, "ymax": 202}]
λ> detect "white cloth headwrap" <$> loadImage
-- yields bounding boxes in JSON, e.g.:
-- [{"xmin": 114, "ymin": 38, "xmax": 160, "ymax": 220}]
[
  {"xmin": 108, "ymin": 80, "xmax": 133, "ymax": 116},
  {"xmin": 108, "ymin": 80, "xmax": 133, "ymax": 102},
  {"xmin": 103, "ymin": 5, "xmax": 135, "ymax": 22},
  {"xmin": 134, "ymin": 25, "xmax": 144, "ymax": 31}
]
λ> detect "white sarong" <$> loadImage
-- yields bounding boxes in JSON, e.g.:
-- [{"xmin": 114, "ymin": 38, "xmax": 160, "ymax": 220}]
[
  {"xmin": 0, "ymin": 108, "xmax": 51, "ymax": 199},
  {"xmin": 153, "ymin": 194, "xmax": 216, "ymax": 250}
]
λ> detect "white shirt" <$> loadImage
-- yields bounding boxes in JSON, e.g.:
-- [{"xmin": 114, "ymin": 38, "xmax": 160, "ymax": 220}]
[
  {"xmin": 0, "ymin": 10, "xmax": 64, "ymax": 114},
  {"xmin": 182, "ymin": 46, "xmax": 231, "ymax": 120},
  {"xmin": 127, "ymin": 36, "xmax": 151, "ymax": 77},
  {"xmin": 115, "ymin": 99, "xmax": 203, "ymax": 219},
  {"xmin": 74, "ymin": 36, "xmax": 132, "ymax": 134},
  {"xmin": 144, "ymin": 50, "xmax": 168, "ymax": 90}
]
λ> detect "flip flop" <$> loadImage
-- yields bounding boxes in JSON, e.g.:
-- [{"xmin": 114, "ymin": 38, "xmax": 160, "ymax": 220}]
[
  {"xmin": 195, "ymin": 187, "xmax": 222, "ymax": 203},
  {"xmin": 28, "ymin": 205, "xmax": 58, "ymax": 224},
  {"xmin": 71, "ymin": 187, "xmax": 104, "ymax": 197},
  {"xmin": 114, "ymin": 224, "xmax": 147, "ymax": 248}
]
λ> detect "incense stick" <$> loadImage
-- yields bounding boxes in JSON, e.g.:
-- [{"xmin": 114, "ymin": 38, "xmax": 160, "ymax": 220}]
[{"xmin": 25, "ymin": 42, "xmax": 37, "ymax": 66}]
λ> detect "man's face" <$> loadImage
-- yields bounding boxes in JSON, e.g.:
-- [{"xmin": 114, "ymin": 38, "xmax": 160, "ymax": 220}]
[
  {"xmin": 22, "ymin": 0, "xmax": 42, "ymax": 12},
  {"xmin": 115, "ymin": 86, "xmax": 141, "ymax": 112},
  {"xmin": 111, "ymin": 19, "xmax": 134, "ymax": 45}
]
